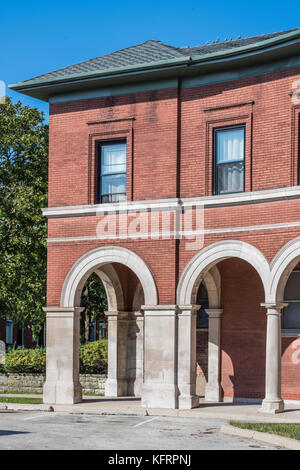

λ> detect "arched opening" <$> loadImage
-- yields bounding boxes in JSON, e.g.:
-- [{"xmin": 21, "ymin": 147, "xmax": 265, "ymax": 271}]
[
  {"xmin": 269, "ymin": 237, "xmax": 300, "ymax": 402},
  {"xmin": 177, "ymin": 240, "xmax": 269, "ymax": 404},
  {"xmin": 218, "ymin": 257, "xmax": 265, "ymax": 401},
  {"xmin": 80, "ymin": 272, "xmax": 108, "ymax": 344},
  {"xmin": 195, "ymin": 282, "xmax": 209, "ymax": 397},
  {"xmin": 43, "ymin": 246, "xmax": 157, "ymax": 405},
  {"xmin": 77, "ymin": 261, "xmax": 146, "ymax": 398}
]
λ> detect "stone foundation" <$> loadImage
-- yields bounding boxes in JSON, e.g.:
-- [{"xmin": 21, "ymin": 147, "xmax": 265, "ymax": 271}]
[{"xmin": 0, "ymin": 373, "xmax": 106, "ymax": 394}]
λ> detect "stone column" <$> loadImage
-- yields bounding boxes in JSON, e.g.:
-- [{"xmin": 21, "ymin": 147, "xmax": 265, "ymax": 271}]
[
  {"xmin": 260, "ymin": 303, "xmax": 287, "ymax": 414},
  {"xmin": 177, "ymin": 305, "xmax": 199, "ymax": 409},
  {"xmin": 43, "ymin": 306, "xmax": 84, "ymax": 405},
  {"xmin": 205, "ymin": 308, "xmax": 223, "ymax": 402},
  {"xmin": 127, "ymin": 312, "xmax": 144, "ymax": 396},
  {"xmin": 105, "ymin": 311, "xmax": 129, "ymax": 397},
  {"xmin": 141, "ymin": 305, "xmax": 178, "ymax": 409}
]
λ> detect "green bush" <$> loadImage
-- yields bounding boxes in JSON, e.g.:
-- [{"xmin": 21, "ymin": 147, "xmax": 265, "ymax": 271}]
[
  {"xmin": 80, "ymin": 340, "xmax": 108, "ymax": 374},
  {"xmin": 3, "ymin": 341, "xmax": 108, "ymax": 375},
  {"xmin": 4, "ymin": 347, "xmax": 46, "ymax": 373}
]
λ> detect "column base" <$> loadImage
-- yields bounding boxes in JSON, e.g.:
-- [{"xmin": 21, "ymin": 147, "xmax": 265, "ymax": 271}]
[
  {"xmin": 259, "ymin": 398, "xmax": 284, "ymax": 414},
  {"xmin": 127, "ymin": 378, "xmax": 143, "ymax": 397},
  {"xmin": 43, "ymin": 380, "xmax": 82, "ymax": 405},
  {"xmin": 205, "ymin": 383, "xmax": 222, "ymax": 402},
  {"xmin": 178, "ymin": 394, "xmax": 199, "ymax": 409},
  {"xmin": 105, "ymin": 378, "xmax": 128, "ymax": 397},
  {"xmin": 141, "ymin": 383, "xmax": 178, "ymax": 409}
]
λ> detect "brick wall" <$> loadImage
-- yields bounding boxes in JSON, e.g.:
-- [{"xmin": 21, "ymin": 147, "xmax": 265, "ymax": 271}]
[{"xmin": 46, "ymin": 64, "xmax": 300, "ymax": 402}]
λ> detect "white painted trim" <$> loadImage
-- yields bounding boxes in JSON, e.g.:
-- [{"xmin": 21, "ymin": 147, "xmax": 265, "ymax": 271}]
[
  {"xmin": 43, "ymin": 198, "xmax": 179, "ymax": 217},
  {"xmin": 42, "ymin": 185, "xmax": 300, "ymax": 218},
  {"xmin": 60, "ymin": 246, "xmax": 158, "ymax": 307},
  {"xmin": 46, "ymin": 220, "xmax": 300, "ymax": 244},
  {"xmin": 282, "ymin": 331, "xmax": 300, "ymax": 337}
]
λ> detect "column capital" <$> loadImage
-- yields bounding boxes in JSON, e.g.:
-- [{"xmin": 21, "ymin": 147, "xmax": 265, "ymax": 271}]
[
  {"xmin": 104, "ymin": 310, "xmax": 118, "ymax": 318},
  {"xmin": 178, "ymin": 304, "xmax": 201, "ymax": 312},
  {"xmin": 105, "ymin": 310, "xmax": 142, "ymax": 319},
  {"xmin": 141, "ymin": 305, "xmax": 178, "ymax": 316},
  {"xmin": 261, "ymin": 303, "xmax": 288, "ymax": 314},
  {"xmin": 43, "ymin": 306, "xmax": 84, "ymax": 317},
  {"xmin": 205, "ymin": 308, "xmax": 223, "ymax": 318}
]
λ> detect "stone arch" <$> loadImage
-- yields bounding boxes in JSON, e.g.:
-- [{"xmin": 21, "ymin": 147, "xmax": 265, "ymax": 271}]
[
  {"xmin": 177, "ymin": 240, "xmax": 270, "ymax": 306},
  {"xmin": 201, "ymin": 266, "xmax": 221, "ymax": 308},
  {"xmin": 61, "ymin": 246, "xmax": 158, "ymax": 308},
  {"xmin": 270, "ymin": 235, "xmax": 300, "ymax": 302},
  {"xmin": 74, "ymin": 264, "xmax": 124, "ymax": 312}
]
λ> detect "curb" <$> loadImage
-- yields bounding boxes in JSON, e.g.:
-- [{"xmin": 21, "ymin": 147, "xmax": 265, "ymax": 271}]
[
  {"xmin": 2, "ymin": 402, "xmax": 300, "ymax": 424},
  {"xmin": 220, "ymin": 424, "xmax": 300, "ymax": 450}
]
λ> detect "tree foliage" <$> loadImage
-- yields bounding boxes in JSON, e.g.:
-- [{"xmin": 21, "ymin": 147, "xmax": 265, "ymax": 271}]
[
  {"xmin": 80, "ymin": 273, "xmax": 108, "ymax": 344},
  {"xmin": 0, "ymin": 98, "xmax": 48, "ymax": 337}
]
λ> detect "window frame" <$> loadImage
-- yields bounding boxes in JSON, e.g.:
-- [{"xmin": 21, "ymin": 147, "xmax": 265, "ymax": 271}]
[
  {"xmin": 213, "ymin": 124, "xmax": 246, "ymax": 196},
  {"xmin": 97, "ymin": 139, "xmax": 127, "ymax": 204}
]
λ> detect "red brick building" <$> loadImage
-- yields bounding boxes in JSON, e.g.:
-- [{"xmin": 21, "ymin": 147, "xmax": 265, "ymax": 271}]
[{"xmin": 10, "ymin": 28, "xmax": 300, "ymax": 412}]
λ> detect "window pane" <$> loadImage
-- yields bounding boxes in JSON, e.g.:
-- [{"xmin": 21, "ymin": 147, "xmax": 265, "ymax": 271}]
[
  {"xmin": 282, "ymin": 302, "xmax": 300, "ymax": 329},
  {"xmin": 284, "ymin": 271, "xmax": 300, "ymax": 300},
  {"xmin": 101, "ymin": 143, "xmax": 126, "ymax": 175},
  {"xmin": 217, "ymin": 162, "xmax": 244, "ymax": 193},
  {"xmin": 217, "ymin": 128, "xmax": 244, "ymax": 163},
  {"xmin": 101, "ymin": 174, "xmax": 126, "ymax": 196},
  {"xmin": 101, "ymin": 193, "xmax": 126, "ymax": 204}
]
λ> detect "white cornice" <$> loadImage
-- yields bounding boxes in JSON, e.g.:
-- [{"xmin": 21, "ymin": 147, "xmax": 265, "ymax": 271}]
[{"xmin": 42, "ymin": 185, "xmax": 300, "ymax": 218}]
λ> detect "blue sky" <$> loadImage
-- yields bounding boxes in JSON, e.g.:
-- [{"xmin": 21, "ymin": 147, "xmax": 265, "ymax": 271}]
[{"xmin": 1, "ymin": 0, "xmax": 300, "ymax": 121}]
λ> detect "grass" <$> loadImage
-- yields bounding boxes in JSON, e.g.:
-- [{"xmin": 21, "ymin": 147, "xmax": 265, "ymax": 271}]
[
  {"xmin": 230, "ymin": 421, "xmax": 300, "ymax": 441},
  {"xmin": 0, "ymin": 396, "xmax": 43, "ymax": 404}
]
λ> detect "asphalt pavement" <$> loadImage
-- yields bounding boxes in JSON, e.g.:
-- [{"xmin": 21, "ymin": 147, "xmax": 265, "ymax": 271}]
[{"xmin": 0, "ymin": 410, "xmax": 281, "ymax": 450}]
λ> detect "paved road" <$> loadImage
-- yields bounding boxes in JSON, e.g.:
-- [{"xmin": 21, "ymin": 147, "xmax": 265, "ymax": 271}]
[{"xmin": 0, "ymin": 410, "xmax": 280, "ymax": 450}]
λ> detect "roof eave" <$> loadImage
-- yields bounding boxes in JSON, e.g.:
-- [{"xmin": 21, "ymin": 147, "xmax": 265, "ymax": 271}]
[{"xmin": 9, "ymin": 29, "xmax": 300, "ymax": 102}]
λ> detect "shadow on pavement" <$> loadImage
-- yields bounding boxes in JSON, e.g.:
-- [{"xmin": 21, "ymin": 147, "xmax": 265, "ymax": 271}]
[{"xmin": 0, "ymin": 430, "xmax": 30, "ymax": 436}]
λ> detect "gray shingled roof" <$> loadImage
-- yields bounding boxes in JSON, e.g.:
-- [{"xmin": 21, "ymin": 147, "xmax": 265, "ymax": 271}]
[{"xmin": 16, "ymin": 28, "xmax": 300, "ymax": 87}]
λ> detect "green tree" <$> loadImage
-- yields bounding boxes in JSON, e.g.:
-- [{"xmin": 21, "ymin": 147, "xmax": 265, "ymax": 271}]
[
  {"xmin": 80, "ymin": 273, "xmax": 108, "ymax": 344},
  {"xmin": 0, "ymin": 98, "xmax": 48, "ymax": 339}
]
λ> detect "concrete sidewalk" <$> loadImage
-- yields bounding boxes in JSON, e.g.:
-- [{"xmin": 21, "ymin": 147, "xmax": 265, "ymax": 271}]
[{"xmin": 1, "ymin": 394, "xmax": 300, "ymax": 423}]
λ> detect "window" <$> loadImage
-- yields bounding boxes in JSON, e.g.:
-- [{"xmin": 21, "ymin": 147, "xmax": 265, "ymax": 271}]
[
  {"xmin": 99, "ymin": 321, "xmax": 107, "ymax": 339},
  {"xmin": 213, "ymin": 125, "xmax": 245, "ymax": 195},
  {"xmin": 98, "ymin": 141, "xmax": 126, "ymax": 203},
  {"xmin": 282, "ymin": 270, "xmax": 300, "ymax": 331},
  {"xmin": 6, "ymin": 320, "xmax": 13, "ymax": 345},
  {"xmin": 196, "ymin": 282, "xmax": 209, "ymax": 329}
]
